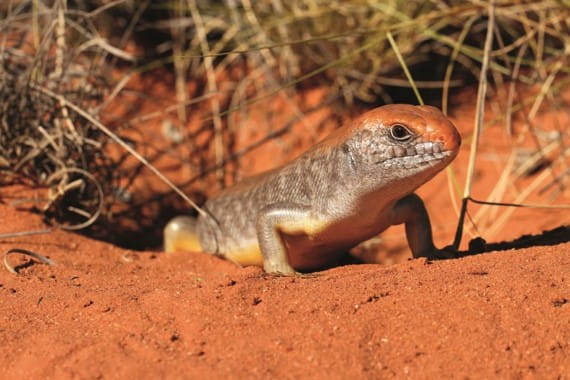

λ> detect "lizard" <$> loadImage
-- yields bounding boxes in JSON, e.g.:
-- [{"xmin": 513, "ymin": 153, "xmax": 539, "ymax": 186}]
[{"xmin": 164, "ymin": 104, "xmax": 461, "ymax": 275}]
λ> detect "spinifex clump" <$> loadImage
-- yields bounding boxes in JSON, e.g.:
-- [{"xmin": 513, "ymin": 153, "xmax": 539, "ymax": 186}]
[{"xmin": 0, "ymin": 2, "xmax": 126, "ymax": 230}]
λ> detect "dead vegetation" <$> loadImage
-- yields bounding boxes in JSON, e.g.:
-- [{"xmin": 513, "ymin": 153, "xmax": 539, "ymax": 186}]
[{"xmin": 0, "ymin": 0, "xmax": 136, "ymax": 230}]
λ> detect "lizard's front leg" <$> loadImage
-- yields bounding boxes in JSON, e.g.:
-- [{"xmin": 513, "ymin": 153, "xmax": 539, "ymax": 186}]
[
  {"xmin": 256, "ymin": 203, "xmax": 312, "ymax": 275},
  {"xmin": 390, "ymin": 193, "xmax": 453, "ymax": 259}
]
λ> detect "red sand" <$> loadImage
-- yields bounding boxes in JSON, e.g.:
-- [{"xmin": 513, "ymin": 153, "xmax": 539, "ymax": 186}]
[{"xmin": 0, "ymin": 204, "xmax": 568, "ymax": 378}]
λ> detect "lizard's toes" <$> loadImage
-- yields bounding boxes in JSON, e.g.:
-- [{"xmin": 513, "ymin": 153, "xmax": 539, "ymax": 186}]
[{"xmin": 262, "ymin": 271, "xmax": 320, "ymax": 278}]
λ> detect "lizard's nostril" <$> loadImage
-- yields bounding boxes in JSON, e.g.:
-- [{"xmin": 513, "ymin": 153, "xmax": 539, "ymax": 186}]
[
  {"xmin": 435, "ymin": 135, "xmax": 447, "ymax": 147},
  {"xmin": 443, "ymin": 126, "xmax": 462, "ymax": 151}
]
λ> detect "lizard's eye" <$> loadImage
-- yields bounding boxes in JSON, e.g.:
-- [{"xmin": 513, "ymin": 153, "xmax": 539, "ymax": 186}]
[{"xmin": 390, "ymin": 124, "xmax": 413, "ymax": 141}]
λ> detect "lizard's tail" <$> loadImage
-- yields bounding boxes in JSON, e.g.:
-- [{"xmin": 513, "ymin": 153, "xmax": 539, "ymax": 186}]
[{"xmin": 163, "ymin": 216, "xmax": 202, "ymax": 253}]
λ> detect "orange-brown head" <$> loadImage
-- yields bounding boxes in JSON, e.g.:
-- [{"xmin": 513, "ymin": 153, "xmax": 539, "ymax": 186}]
[
  {"xmin": 357, "ymin": 104, "xmax": 460, "ymax": 152},
  {"xmin": 328, "ymin": 104, "xmax": 460, "ymax": 155},
  {"xmin": 319, "ymin": 104, "xmax": 461, "ymax": 199}
]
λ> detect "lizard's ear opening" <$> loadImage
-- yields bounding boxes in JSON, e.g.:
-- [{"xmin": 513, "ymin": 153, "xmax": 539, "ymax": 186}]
[{"xmin": 341, "ymin": 142, "xmax": 357, "ymax": 171}]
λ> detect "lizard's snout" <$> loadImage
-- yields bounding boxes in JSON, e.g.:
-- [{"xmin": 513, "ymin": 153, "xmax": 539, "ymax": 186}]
[
  {"xmin": 440, "ymin": 123, "xmax": 461, "ymax": 153},
  {"xmin": 413, "ymin": 105, "xmax": 461, "ymax": 154},
  {"xmin": 428, "ymin": 118, "xmax": 461, "ymax": 155}
]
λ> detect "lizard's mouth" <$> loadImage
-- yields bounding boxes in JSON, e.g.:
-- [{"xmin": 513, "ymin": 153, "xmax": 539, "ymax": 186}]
[
  {"xmin": 379, "ymin": 149, "xmax": 453, "ymax": 169},
  {"xmin": 375, "ymin": 141, "xmax": 453, "ymax": 167}
]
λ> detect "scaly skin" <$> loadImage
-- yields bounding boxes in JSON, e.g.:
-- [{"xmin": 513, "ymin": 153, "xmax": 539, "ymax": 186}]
[{"xmin": 164, "ymin": 104, "xmax": 461, "ymax": 274}]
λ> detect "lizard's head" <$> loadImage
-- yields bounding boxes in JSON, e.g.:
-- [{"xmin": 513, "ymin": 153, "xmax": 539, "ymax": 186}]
[{"xmin": 339, "ymin": 104, "xmax": 461, "ymax": 193}]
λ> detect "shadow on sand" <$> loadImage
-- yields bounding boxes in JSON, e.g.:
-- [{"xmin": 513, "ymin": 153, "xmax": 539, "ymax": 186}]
[{"xmin": 457, "ymin": 225, "xmax": 570, "ymax": 257}]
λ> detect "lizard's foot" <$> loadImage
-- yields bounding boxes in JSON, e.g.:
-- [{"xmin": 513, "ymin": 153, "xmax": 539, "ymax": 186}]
[
  {"xmin": 262, "ymin": 259, "xmax": 322, "ymax": 277},
  {"xmin": 290, "ymin": 271, "xmax": 320, "ymax": 279},
  {"xmin": 263, "ymin": 271, "xmax": 319, "ymax": 278},
  {"xmin": 426, "ymin": 245, "xmax": 457, "ymax": 260},
  {"xmin": 263, "ymin": 261, "xmax": 297, "ymax": 276}
]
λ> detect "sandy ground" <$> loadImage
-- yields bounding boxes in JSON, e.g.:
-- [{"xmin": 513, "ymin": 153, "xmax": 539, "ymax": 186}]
[
  {"xmin": 1, "ymin": 84, "xmax": 569, "ymax": 378},
  {"xmin": 0, "ymin": 203, "xmax": 568, "ymax": 379}
]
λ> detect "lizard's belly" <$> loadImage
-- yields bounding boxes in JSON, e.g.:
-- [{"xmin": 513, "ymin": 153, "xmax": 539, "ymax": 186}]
[
  {"xmin": 281, "ymin": 210, "xmax": 392, "ymax": 271},
  {"xmin": 221, "ymin": 222, "xmax": 385, "ymax": 272}
]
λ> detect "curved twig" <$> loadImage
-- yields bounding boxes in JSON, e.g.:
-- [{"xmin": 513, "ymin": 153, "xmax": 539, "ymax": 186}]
[
  {"xmin": 3, "ymin": 248, "xmax": 55, "ymax": 275},
  {"xmin": 44, "ymin": 167, "xmax": 104, "ymax": 230}
]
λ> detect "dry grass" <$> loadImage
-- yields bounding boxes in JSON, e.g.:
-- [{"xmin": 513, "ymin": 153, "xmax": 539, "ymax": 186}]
[{"xmin": 0, "ymin": 0, "xmax": 136, "ymax": 230}]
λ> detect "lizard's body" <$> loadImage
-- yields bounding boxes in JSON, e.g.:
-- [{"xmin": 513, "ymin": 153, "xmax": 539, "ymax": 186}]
[{"xmin": 165, "ymin": 104, "xmax": 461, "ymax": 274}]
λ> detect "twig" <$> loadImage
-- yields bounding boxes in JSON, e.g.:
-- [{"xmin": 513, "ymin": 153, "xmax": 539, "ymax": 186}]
[
  {"xmin": 468, "ymin": 197, "xmax": 570, "ymax": 209},
  {"xmin": 453, "ymin": 0, "xmax": 496, "ymax": 250},
  {"xmin": 3, "ymin": 248, "xmax": 55, "ymax": 275},
  {"xmin": 386, "ymin": 31, "xmax": 423, "ymax": 105},
  {"xmin": 31, "ymin": 84, "xmax": 208, "ymax": 219},
  {"xmin": 0, "ymin": 229, "xmax": 53, "ymax": 239},
  {"xmin": 188, "ymin": 0, "xmax": 225, "ymax": 185},
  {"xmin": 44, "ymin": 167, "xmax": 104, "ymax": 230}
]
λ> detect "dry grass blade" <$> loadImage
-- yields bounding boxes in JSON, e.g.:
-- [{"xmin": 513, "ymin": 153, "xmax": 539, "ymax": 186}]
[
  {"xmin": 386, "ymin": 31, "xmax": 423, "ymax": 105},
  {"xmin": 452, "ymin": 0, "xmax": 496, "ymax": 250},
  {"xmin": 442, "ymin": 15, "xmax": 477, "ymax": 115},
  {"xmin": 188, "ymin": 0, "xmax": 225, "ymax": 185},
  {"xmin": 468, "ymin": 197, "xmax": 570, "ymax": 210},
  {"xmin": 43, "ymin": 168, "xmax": 105, "ymax": 231},
  {"xmin": 0, "ymin": 229, "xmax": 53, "ymax": 239},
  {"xmin": 31, "ymin": 85, "xmax": 208, "ymax": 219},
  {"xmin": 3, "ymin": 248, "xmax": 55, "ymax": 275}
]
